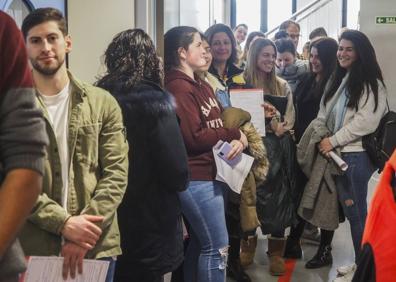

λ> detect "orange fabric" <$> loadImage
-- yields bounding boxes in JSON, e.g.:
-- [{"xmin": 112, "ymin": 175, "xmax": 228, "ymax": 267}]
[{"xmin": 362, "ymin": 149, "xmax": 396, "ymax": 282}]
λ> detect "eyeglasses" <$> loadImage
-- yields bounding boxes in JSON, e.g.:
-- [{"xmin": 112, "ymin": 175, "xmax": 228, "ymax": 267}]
[{"xmin": 288, "ymin": 34, "xmax": 301, "ymax": 40}]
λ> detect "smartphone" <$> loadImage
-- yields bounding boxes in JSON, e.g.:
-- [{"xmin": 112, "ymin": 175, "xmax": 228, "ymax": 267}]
[{"xmin": 217, "ymin": 142, "xmax": 242, "ymax": 167}]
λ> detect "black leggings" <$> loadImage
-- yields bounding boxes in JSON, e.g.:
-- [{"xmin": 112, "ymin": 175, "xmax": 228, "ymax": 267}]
[
  {"xmin": 289, "ymin": 216, "xmax": 334, "ymax": 246},
  {"xmin": 270, "ymin": 229, "xmax": 285, "ymax": 238}
]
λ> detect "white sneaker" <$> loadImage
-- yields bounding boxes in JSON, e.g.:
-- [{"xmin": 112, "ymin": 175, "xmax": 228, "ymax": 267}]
[
  {"xmin": 333, "ymin": 269, "xmax": 355, "ymax": 282},
  {"xmin": 336, "ymin": 263, "xmax": 356, "ymax": 276}
]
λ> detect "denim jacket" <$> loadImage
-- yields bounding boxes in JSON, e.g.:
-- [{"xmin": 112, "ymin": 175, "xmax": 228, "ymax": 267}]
[{"xmin": 19, "ymin": 72, "xmax": 129, "ymax": 259}]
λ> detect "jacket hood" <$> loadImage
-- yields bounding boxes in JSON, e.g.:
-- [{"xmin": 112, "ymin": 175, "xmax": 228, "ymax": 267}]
[{"xmin": 276, "ymin": 59, "xmax": 309, "ymax": 80}]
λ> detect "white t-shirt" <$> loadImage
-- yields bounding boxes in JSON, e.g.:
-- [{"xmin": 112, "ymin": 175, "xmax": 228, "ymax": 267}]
[{"xmin": 40, "ymin": 82, "xmax": 70, "ymax": 208}]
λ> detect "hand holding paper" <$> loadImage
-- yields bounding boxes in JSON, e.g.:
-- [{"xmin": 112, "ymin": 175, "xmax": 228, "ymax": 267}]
[
  {"xmin": 213, "ymin": 141, "xmax": 254, "ymax": 194},
  {"xmin": 23, "ymin": 256, "xmax": 109, "ymax": 282}
]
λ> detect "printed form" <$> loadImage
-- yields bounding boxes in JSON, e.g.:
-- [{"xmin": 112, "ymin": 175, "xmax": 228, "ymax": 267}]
[
  {"xmin": 229, "ymin": 89, "xmax": 266, "ymax": 136},
  {"xmin": 23, "ymin": 256, "xmax": 109, "ymax": 282}
]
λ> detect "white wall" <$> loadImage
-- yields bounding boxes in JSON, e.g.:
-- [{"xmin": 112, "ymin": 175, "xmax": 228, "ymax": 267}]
[
  {"xmin": 297, "ymin": 0, "xmax": 342, "ymax": 50},
  {"xmin": 360, "ymin": 0, "xmax": 396, "ymax": 109},
  {"xmin": 67, "ymin": 0, "xmax": 135, "ymax": 83}
]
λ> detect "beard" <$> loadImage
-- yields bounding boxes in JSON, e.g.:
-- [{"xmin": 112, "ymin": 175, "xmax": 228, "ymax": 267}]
[{"xmin": 31, "ymin": 57, "xmax": 64, "ymax": 76}]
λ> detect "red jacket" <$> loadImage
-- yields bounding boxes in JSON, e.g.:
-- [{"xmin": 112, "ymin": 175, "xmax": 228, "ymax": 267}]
[
  {"xmin": 354, "ymin": 149, "xmax": 396, "ymax": 282},
  {"xmin": 165, "ymin": 70, "xmax": 240, "ymax": 180}
]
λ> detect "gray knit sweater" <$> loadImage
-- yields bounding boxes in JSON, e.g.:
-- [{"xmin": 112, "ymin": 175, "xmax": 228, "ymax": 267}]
[
  {"xmin": 317, "ymin": 73, "xmax": 387, "ymax": 152},
  {"xmin": 0, "ymin": 88, "xmax": 48, "ymax": 176}
]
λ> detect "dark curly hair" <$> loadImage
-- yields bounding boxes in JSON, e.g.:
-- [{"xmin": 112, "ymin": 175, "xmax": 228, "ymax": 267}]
[{"xmin": 96, "ymin": 29, "xmax": 163, "ymax": 93}]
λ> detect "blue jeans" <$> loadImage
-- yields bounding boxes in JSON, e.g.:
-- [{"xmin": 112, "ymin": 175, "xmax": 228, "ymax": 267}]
[
  {"xmin": 178, "ymin": 181, "xmax": 229, "ymax": 282},
  {"xmin": 336, "ymin": 152, "xmax": 374, "ymax": 261},
  {"xmin": 98, "ymin": 257, "xmax": 116, "ymax": 282}
]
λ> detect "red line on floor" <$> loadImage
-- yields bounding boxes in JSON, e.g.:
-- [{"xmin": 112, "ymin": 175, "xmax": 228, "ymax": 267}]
[{"xmin": 278, "ymin": 259, "xmax": 297, "ymax": 282}]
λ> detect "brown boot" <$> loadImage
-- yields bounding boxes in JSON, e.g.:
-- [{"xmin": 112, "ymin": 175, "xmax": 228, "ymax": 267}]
[
  {"xmin": 240, "ymin": 235, "xmax": 258, "ymax": 267},
  {"xmin": 267, "ymin": 237, "xmax": 286, "ymax": 276}
]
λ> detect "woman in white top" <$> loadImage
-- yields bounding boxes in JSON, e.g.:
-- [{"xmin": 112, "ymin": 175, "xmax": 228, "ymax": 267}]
[{"xmin": 317, "ymin": 30, "xmax": 387, "ymax": 281}]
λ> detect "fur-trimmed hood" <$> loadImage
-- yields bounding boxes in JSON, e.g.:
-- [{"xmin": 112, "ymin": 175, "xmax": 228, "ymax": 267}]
[
  {"xmin": 114, "ymin": 80, "xmax": 177, "ymax": 124},
  {"xmin": 221, "ymin": 107, "xmax": 269, "ymax": 184}
]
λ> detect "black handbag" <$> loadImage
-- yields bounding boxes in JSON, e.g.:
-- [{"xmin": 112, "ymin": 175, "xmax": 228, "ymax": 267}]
[
  {"xmin": 264, "ymin": 94, "xmax": 288, "ymax": 117},
  {"xmin": 362, "ymin": 102, "xmax": 396, "ymax": 172}
]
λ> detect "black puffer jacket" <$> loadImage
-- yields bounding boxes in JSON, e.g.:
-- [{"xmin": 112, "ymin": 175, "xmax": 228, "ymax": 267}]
[
  {"xmin": 293, "ymin": 73, "xmax": 322, "ymax": 143},
  {"xmin": 113, "ymin": 81, "xmax": 189, "ymax": 277}
]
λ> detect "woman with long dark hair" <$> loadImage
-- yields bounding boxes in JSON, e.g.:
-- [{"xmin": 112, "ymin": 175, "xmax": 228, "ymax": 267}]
[
  {"xmin": 294, "ymin": 37, "xmax": 339, "ymax": 145},
  {"xmin": 283, "ymin": 37, "xmax": 339, "ymax": 268},
  {"xmin": 316, "ymin": 30, "xmax": 387, "ymax": 281},
  {"xmin": 96, "ymin": 29, "xmax": 189, "ymax": 282},
  {"xmin": 164, "ymin": 26, "xmax": 248, "ymax": 282}
]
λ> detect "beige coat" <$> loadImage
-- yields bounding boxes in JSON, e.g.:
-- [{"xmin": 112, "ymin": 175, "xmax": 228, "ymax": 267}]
[{"xmin": 222, "ymin": 107, "xmax": 269, "ymax": 232}]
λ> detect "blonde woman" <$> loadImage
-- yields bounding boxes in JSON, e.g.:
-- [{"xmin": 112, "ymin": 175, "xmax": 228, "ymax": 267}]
[{"xmin": 241, "ymin": 38, "xmax": 297, "ymax": 276}]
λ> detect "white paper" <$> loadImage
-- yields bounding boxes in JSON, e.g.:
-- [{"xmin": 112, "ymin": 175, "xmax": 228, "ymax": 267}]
[
  {"xmin": 23, "ymin": 256, "xmax": 109, "ymax": 282},
  {"xmin": 213, "ymin": 141, "xmax": 254, "ymax": 193},
  {"xmin": 229, "ymin": 89, "xmax": 266, "ymax": 136},
  {"xmin": 329, "ymin": 151, "xmax": 348, "ymax": 171}
]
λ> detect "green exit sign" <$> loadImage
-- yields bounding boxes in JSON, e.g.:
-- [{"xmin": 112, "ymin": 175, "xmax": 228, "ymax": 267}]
[{"xmin": 376, "ymin": 16, "xmax": 396, "ymax": 24}]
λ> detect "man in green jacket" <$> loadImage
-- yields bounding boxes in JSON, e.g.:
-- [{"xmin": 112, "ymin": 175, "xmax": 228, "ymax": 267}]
[{"xmin": 20, "ymin": 8, "xmax": 128, "ymax": 282}]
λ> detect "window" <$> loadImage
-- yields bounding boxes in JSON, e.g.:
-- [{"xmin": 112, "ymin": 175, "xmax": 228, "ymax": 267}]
[
  {"xmin": 268, "ymin": 0, "xmax": 292, "ymax": 31},
  {"xmin": 1, "ymin": 0, "xmax": 32, "ymax": 27},
  {"xmin": 347, "ymin": 0, "xmax": 360, "ymax": 29},
  {"xmin": 236, "ymin": 0, "xmax": 260, "ymax": 32},
  {"xmin": 1, "ymin": 0, "xmax": 66, "ymax": 27}
]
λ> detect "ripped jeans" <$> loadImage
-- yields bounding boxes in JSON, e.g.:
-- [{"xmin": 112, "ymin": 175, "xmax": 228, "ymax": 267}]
[
  {"xmin": 336, "ymin": 152, "xmax": 375, "ymax": 261},
  {"xmin": 178, "ymin": 181, "xmax": 229, "ymax": 282}
]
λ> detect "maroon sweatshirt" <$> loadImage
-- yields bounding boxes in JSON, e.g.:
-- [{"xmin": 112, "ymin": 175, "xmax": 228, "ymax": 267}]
[
  {"xmin": 165, "ymin": 69, "xmax": 240, "ymax": 180},
  {"xmin": 0, "ymin": 12, "xmax": 33, "ymax": 93}
]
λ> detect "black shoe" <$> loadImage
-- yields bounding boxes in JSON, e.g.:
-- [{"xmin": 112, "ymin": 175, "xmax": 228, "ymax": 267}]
[
  {"xmin": 305, "ymin": 245, "xmax": 333, "ymax": 269},
  {"xmin": 227, "ymin": 258, "xmax": 251, "ymax": 282},
  {"xmin": 284, "ymin": 237, "xmax": 303, "ymax": 259}
]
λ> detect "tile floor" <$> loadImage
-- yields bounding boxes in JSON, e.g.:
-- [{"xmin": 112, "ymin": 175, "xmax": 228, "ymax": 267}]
[
  {"xmin": 165, "ymin": 173, "xmax": 380, "ymax": 282},
  {"xmin": 227, "ymin": 173, "xmax": 379, "ymax": 282}
]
